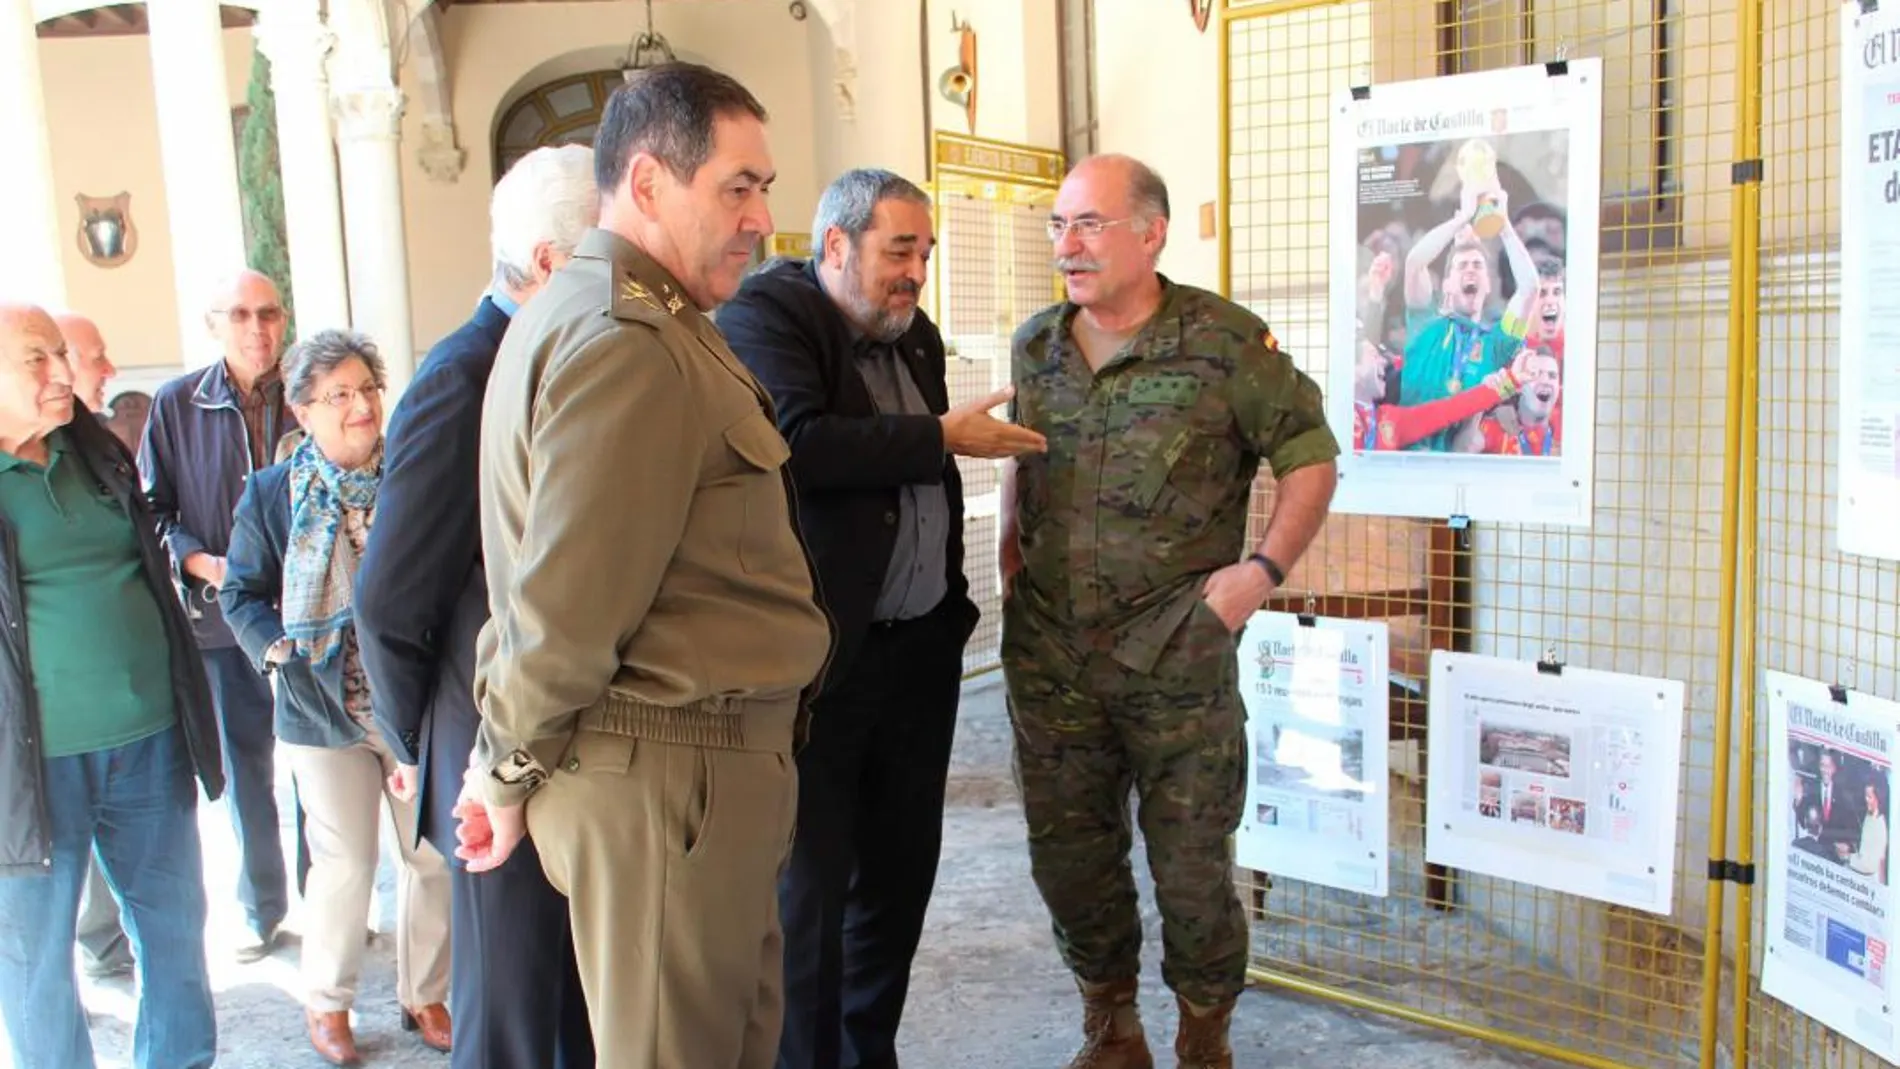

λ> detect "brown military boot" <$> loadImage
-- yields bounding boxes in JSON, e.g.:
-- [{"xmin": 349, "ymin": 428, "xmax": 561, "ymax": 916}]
[
  {"xmin": 1173, "ymin": 995, "xmax": 1237, "ymax": 1069},
  {"xmin": 1066, "ymin": 977, "xmax": 1154, "ymax": 1069}
]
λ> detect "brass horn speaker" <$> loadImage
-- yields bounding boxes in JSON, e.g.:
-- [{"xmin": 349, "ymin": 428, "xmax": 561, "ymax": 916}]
[{"xmin": 938, "ymin": 66, "xmax": 973, "ymax": 107}]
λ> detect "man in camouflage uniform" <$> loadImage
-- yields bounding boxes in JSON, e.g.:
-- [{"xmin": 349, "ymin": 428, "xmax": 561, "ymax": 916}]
[{"xmin": 999, "ymin": 154, "xmax": 1340, "ymax": 1069}]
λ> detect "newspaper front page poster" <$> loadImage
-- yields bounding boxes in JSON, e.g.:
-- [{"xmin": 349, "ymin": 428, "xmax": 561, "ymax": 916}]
[
  {"xmin": 1424, "ymin": 651, "xmax": 1685, "ymax": 914},
  {"xmin": 1235, "ymin": 613, "xmax": 1390, "ymax": 897},
  {"xmin": 1329, "ymin": 58, "xmax": 1602, "ymax": 527},
  {"xmin": 1762, "ymin": 670, "xmax": 1900, "ymax": 1061},
  {"xmin": 1838, "ymin": 0, "xmax": 1900, "ymax": 561}
]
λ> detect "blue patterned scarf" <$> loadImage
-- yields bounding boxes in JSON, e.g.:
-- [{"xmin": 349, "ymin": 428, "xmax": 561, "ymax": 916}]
[{"xmin": 281, "ymin": 435, "xmax": 382, "ymax": 667}]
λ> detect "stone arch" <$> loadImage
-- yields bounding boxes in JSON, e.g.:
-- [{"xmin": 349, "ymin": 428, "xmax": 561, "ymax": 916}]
[
  {"xmin": 488, "ymin": 45, "xmax": 714, "ymax": 182},
  {"xmin": 492, "ymin": 68, "xmax": 619, "ymax": 180}
]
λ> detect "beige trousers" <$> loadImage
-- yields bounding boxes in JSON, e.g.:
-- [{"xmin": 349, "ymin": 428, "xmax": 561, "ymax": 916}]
[
  {"xmin": 286, "ymin": 723, "xmax": 451, "ymax": 1013},
  {"xmin": 527, "ymin": 729, "xmax": 798, "ymax": 1069}
]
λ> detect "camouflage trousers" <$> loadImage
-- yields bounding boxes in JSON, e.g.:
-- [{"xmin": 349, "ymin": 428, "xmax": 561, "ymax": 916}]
[{"xmin": 1000, "ymin": 593, "xmax": 1248, "ymax": 1007}]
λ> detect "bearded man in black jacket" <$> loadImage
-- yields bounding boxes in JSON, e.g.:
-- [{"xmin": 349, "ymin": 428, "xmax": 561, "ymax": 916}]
[{"xmin": 718, "ymin": 168, "xmax": 1045, "ymax": 1069}]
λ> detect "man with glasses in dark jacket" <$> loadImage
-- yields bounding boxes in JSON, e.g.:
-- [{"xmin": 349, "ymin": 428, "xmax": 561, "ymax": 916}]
[
  {"xmin": 0, "ymin": 302, "xmax": 225, "ymax": 1069},
  {"xmin": 139, "ymin": 268, "xmax": 295, "ymax": 963}
]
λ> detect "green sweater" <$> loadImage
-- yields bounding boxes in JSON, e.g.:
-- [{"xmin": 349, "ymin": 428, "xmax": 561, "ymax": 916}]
[{"xmin": 0, "ymin": 428, "xmax": 176, "ymax": 757}]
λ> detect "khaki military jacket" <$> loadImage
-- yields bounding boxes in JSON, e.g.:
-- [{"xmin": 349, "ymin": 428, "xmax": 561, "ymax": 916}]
[{"xmin": 472, "ymin": 229, "xmax": 833, "ymax": 806}]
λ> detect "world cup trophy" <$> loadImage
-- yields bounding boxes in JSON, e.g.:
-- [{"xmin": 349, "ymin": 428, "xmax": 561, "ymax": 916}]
[{"xmin": 1456, "ymin": 138, "xmax": 1507, "ymax": 240}]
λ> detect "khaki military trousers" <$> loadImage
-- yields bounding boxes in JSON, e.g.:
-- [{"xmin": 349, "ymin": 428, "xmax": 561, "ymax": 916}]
[{"xmin": 527, "ymin": 726, "xmax": 799, "ymax": 1069}]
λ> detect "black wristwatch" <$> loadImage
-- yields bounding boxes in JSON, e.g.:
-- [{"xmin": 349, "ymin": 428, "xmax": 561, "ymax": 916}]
[{"xmin": 1246, "ymin": 552, "xmax": 1286, "ymax": 587}]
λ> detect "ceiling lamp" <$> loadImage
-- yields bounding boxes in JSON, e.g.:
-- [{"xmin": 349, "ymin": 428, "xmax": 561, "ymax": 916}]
[{"xmin": 620, "ymin": 0, "xmax": 676, "ymax": 80}]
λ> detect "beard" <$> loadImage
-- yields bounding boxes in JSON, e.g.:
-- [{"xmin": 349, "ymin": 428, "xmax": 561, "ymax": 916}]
[{"xmin": 843, "ymin": 253, "xmax": 919, "ymax": 342}]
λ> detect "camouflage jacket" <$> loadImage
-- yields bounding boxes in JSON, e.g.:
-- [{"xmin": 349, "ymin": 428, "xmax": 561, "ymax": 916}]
[{"xmin": 1009, "ymin": 277, "xmax": 1339, "ymax": 674}]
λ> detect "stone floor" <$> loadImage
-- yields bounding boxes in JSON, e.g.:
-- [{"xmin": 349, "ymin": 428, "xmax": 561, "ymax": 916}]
[{"xmin": 16, "ymin": 674, "xmax": 1565, "ymax": 1068}]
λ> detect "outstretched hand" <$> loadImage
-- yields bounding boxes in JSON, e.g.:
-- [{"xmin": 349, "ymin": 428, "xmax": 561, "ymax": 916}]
[{"xmin": 941, "ymin": 386, "xmax": 1048, "ymax": 459}]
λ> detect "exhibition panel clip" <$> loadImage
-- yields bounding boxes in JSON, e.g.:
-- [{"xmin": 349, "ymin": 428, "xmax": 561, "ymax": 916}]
[
  {"xmin": 1545, "ymin": 39, "xmax": 1569, "ymax": 77},
  {"xmin": 1536, "ymin": 645, "xmax": 1564, "ymax": 676},
  {"xmin": 1830, "ymin": 659, "xmax": 1856, "ymax": 705}
]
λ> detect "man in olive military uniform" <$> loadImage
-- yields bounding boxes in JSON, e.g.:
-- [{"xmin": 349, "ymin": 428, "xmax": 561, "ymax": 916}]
[
  {"xmin": 999, "ymin": 154, "xmax": 1340, "ymax": 1069},
  {"xmin": 453, "ymin": 63, "xmax": 833, "ymax": 1069}
]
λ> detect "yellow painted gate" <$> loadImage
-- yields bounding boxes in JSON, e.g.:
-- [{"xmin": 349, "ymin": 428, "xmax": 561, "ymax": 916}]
[
  {"xmin": 1217, "ymin": 1, "xmax": 1897, "ymax": 1068},
  {"xmin": 1216, "ymin": 0, "xmax": 1900, "ymax": 1063},
  {"xmin": 924, "ymin": 132, "xmax": 1066, "ymax": 677}
]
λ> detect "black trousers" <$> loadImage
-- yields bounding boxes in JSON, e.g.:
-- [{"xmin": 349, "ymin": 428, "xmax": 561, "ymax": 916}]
[
  {"xmin": 776, "ymin": 606, "xmax": 965, "ymax": 1069},
  {"xmin": 430, "ymin": 783, "xmax": 593, "ymax": 1069}
]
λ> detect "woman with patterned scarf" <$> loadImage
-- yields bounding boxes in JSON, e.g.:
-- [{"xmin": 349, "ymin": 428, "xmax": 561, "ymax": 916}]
[{"xmin": 221, "ymin": 329, "xmax": 451, "ymax": 1066}]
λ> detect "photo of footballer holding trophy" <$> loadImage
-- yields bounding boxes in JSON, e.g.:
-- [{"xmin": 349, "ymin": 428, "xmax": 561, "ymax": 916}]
[{"xmin": 1328, "ymin": 60, "xmax": 1602, "ymax": 527}]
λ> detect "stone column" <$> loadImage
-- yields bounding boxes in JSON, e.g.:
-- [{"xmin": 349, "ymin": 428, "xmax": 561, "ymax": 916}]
[
  {"xmin": 331, "ymin": 86, "xmax": 415, "ymax": 396},
  {"xmin": 148, "ymin": 0, "xmax": 248, "ymax": 367},
  {"xmin": 0, "ymin": 0, "xmax": 67, "ymax": 307},
  {"xmin": 255, "ymin": 4, "xmax": 351, "ymax": 334}
]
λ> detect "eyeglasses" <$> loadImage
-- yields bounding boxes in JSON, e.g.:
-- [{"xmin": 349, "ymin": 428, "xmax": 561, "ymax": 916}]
[
  {"xmin": 1046, "ymin": 217, "xmax": 1131, "ymax": 241},
  {"xmin": 311, "ymin": 384, "xmax": 384, "ymax": 409},
  {"xmin": 214, "ymin": 305, "xmax": 286, "ymax": 326}
]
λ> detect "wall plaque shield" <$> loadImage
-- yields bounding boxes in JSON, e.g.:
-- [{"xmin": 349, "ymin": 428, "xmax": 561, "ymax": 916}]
[{"xmin": 75, "ymin": 192, "xmax": 138, "ymax": 269}]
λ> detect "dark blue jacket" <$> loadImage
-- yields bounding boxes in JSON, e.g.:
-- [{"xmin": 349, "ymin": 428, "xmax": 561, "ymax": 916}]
[
  {"xmin": 354, "ymin": 298, "xmax": 509, "ymax": 849},
  {"xmin": 138, "ymin": 361, "xmax": 295, "ymax": 649},
  {"xmin": 1, "ymin": 408, "xmax": 224, "ymax": 875},
  {"xmin": 219, "ymin": 463, "xmax": 364, "ymax": 750}
]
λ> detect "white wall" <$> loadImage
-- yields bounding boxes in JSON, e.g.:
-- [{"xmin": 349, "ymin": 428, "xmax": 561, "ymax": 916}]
[
  {"xmin": 38, "ymin": 27, "xmax": 254, "ymax": 369},
  {"xmin": 923, "ymin": 0, "xmax": 1062, "ymax": 152},
  {"xmin": 1089, "ymin": 0, "xmax": 1221, "ymax": 289},
  {"xmin": 399, "ymin": 0, "xmax": 821, "ymax": 350},
  {"xmin": 804, "ymin": 0, "xmax": 930, "ymax": 186}
]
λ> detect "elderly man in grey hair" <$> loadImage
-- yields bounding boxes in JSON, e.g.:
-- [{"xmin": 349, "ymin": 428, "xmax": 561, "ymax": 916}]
[
  {"xmin": 138, "ymin": 269, "xmax": 295, "ymax": 964},
  {"xmin": 0, "ymin": 301, "xmax": 223, "ymax": 1069},
  {"xmin": 355, "ymin": 142, "xmax": 599, "ymax": 1069},
  {"xmin": 45, "ymin": 310, "xmax": 138, "ymax": 982},
  {"xmin": 718, "ymin": 168, "xmax": 1045, "ymax": 1069}
]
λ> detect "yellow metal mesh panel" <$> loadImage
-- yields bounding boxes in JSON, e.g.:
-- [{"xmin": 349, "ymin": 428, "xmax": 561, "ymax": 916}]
[
  {"xmin": 1224, "ymin": 1, "xmax": 1742, "ymax": 1066},
  {"xmin": 1749, "ymin": 2, "xmax": 1900, "ymax": 1068},
  {"xmin": 929, "ymin": 182, "xmax": 1061, "ymax": 676}
]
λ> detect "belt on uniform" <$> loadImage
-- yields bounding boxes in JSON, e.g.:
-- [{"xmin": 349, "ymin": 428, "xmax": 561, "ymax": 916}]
[{"xmin": 576, "ymin": 690, "xmax": 798, "ymax": 754}]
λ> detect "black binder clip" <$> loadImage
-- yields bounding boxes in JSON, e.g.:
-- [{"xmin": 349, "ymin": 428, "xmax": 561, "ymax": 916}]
[
  {"xmin": 1297, "ymin": 596, "xmax": 1318, "ymax": 629},
  {"xmin": 1536, "ymin": 645, "xmax": 1564, "ymax": 677},
  {"xmin": 1861, "ymin": 0, "xmax": 1878, "ymax": 16},
  {"xmin": 1546, "ymin": 41, "xmax": 1570, "ymax": 77},
  {"xmin": 1350, "ymin": 85, "xmax": 1371, "ymax": 101},
  {"xmin": 1829, "ymin": 683, "xmax": 1851, "ymax": 705}
]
